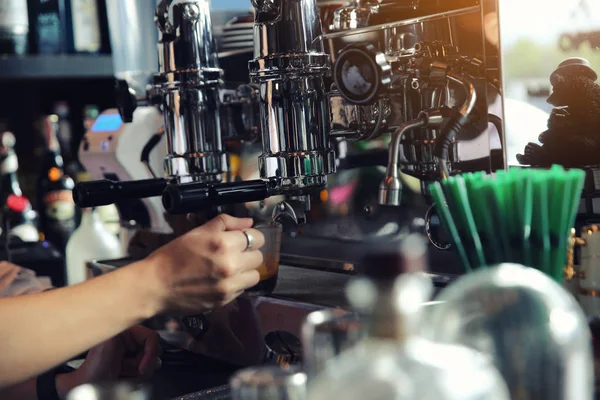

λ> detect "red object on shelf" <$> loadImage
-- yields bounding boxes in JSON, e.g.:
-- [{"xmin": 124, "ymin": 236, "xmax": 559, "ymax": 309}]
[{"xmin": 6, "ymin": 194, "xmax": 30, "ymax": 213}]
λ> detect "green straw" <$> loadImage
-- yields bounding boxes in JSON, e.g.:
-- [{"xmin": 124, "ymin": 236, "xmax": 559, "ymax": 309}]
[
  {"xmin": 429, "ymin": 182, "xmax": 472, "ymax": 271},
  {"xmin": 530, "ymin": 172, "xmax": 550, "ymax": 273},
  {"xmin": 441, "ymin": 177, "xmax": 486, "ymax": 269},
  {"xmin": 490, "ymin": 172, "xmax": 514, "ymax": 262},
  {"xmin": 547, "ymin": 166, "xmax": 570, "ymax": 281},
  {"xmin": 429, "ymin": 166, "xmax": 584, "ymax": 280},
  {"xmin": 563, "ymin": 169, "xmax": 585, "ymax": 239},
  {"xmin": 466, "ymin": 174, "xmax": 502, "ymax": 265},
  {"xmin": 514, "ymin": 168, "xmax": 533, "ymax": 267}
]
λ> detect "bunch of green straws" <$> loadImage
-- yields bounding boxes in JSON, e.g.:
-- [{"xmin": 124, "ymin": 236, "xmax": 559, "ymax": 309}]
[{"xmin": 429, "ymin": 165, "xmax": 585, "ymax": 282}]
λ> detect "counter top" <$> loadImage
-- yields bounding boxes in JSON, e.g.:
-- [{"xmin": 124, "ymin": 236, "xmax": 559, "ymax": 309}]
[
  {"xmin": 150, "ymin": 348, "xmax": 238, "ymax": 399},
  {"xmin": 172, "ymin": 385, "xmax": 230, "ymax": 400}
]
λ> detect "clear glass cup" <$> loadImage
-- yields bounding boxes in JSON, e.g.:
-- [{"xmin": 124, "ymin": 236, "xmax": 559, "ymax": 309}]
[
  {"xmin": 230, "ymin": 366, "xmax": 307, "ymax": 400},
  {"xmin": 67, "ymin": 382, "xmax": 150, "ymax": 400},
  {"xmin": 301, "ymin": 309, "xmax": 365, "ymax": 382},
  {"xmin": 245, "ymin": 221, "xmax": 283, "ymax": 296}
]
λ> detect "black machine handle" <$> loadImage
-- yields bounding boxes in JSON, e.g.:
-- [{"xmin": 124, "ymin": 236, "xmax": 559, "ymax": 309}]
[
  {"xmin": 163, "ymin": 180, "xmax": 271, "ymax": 215},
  {"xmin": 73, "ymin": 178, "xmax": 168, "ymax": 208}
]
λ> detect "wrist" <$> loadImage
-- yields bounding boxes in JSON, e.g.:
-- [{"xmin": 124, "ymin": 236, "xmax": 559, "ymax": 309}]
[{"xmin": 126, "ymin": 257, "xmax": 168, "ymax": 318}]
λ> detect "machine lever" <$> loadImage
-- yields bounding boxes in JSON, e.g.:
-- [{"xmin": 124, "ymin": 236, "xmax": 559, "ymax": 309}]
[
  {"xmin": 163, "ymin": 180, "xmax": 273, "ymax": 215},
  {"xmin": 115, "ymin": 79, "xmax": 138, "ymax": 123},
  {"xmin": 73, "ymin": 178, "xmax": 168, "ymax": 208}
]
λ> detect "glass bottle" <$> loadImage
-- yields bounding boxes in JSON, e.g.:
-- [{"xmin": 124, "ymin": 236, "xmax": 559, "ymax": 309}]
[
  {"xmin": 422, "ymin": 263, "xmax": 594, "ymax": 400},
  {"xmin": 0, "ymin": 131, "xmax": 39, "ymax": 242},
  {"xmin": 31, "ymin": 0, "xmax": 101, "ymax": 54},
  {"xmin": 307, "ymin": 235, "xmax": 510, "ymax": 400},
  {"xmin": 37, "ymin": 115, "xmax": 76, "ymax": 253},
  {"xmin": 0, "ymin": 0, "xmax": 29, "ymax": 55},
  {"xmin": 65, "ymin": 208, "xmax": 124, "ymax": 285}
]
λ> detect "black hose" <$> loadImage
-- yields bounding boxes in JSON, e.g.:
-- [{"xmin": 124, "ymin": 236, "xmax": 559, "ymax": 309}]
[{"xmin": 434, "ymin": 107, "xmax": 468, "ymax": 161}]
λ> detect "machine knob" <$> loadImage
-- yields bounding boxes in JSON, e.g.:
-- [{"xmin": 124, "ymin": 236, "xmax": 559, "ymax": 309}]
[
  {"xmin": 115, "ymin": 79, "xmax": 137, "ymax": 123},
  {"xmin": 263, "ymin": 331, "xmax": 302, "ymax": 367},
  {"xmin": 334, "ymin": 44, "xmax": 392, "ymax": 105}
]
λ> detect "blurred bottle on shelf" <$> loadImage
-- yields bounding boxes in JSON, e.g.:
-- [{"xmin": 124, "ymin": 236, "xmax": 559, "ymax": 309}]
[
  {"xmin": 53, "ymin": 101, "xmax": 72, "ymax": 162},
  {"xmin": 29, "ymin": 0, "xmax": 106, "ymax": 54},
  {"xmin": 83, "ymin": 104, "xmax": 99, "ymax": 130},
  {"xmin": 37, "ymin": 115, "xmax": 76, "ymax": 253},
  {"xmin": 0, "ymin": 0, "xmax": 29, "ymax": 55},
  {"xmin": 66, "ymin": 207, "xmax": 123, "ymax": 285},
  {"xmin": 69, "ymin": 0, "xmax": 101, "ymax": 53},
  {"xmin": 0, "ymin": 131, "xmax": 39, "ymax": 242},
  {"xmin": 65, "ymin": 104, "xmax": 98, "ymax": 184},
  {"xmin": 30, "ymin": 0, "xmax": 67, "ymax": 54}
]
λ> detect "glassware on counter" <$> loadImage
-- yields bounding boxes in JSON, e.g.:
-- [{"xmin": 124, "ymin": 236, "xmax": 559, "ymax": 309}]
[
  {"xmin": 306, "ymin": 235, "xmax": 510, "ymax": 399},
  {"xmin": 301, "ymin": 309, "xmax": 365, "ymax": 382},
  {"xmin": 423, "ymin": 263, "xmax": 594, "ymax": 400},
  {"xmin": 245, "ymin": 221, "xmax": 283, "ymax": 296},
  {"xmin": 67, "ymin": 382, "xmax": 149, "ymax": 400},
  {"xmin": 230, "ymin": 366, "xmax": 307, "ymax": 400}
]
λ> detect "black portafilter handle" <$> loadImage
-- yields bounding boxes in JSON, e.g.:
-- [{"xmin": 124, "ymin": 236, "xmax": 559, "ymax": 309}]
[
  {"xmin": 163, "ymin": 180, "xmax": 272, "ymax": 215},
  {"xmin": 73, "ymin": 178, "xmax": 168, "ymax": 208}
]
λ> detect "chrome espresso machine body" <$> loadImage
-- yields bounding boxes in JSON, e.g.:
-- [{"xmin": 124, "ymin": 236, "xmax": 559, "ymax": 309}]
[{"xmin": 78, "ymin": 0, "xmax": 502, "ymax": 367}]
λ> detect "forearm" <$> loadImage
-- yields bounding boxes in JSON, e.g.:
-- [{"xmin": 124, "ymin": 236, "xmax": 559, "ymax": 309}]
[
  {"xmin": 0, "ymin": 260, "xmax": 162, "ymax": 389},
  {"xmin": 0, "ymin": 378, "xmax": 37, "ymax": 400}
]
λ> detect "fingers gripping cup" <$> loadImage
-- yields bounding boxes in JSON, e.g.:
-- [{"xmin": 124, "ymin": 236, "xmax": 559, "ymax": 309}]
[{"xmin": 246, "ymin": 221, "xmax": 283, "ymax": 296}]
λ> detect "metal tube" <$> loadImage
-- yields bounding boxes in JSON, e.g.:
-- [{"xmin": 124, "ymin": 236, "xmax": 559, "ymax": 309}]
[
  {"xmin": 447, "ymin": 72, "xmax": 477, "ymax": 117},
  {"xmin": 322, "ymin": 5, "xmax": 480, "ymax": 40},
  {"xmin": 378, "ymin": 117, "xmax": 428, "ymax": 206}
]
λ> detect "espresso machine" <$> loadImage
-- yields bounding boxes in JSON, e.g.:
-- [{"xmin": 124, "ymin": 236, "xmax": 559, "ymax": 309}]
[{"xmin": 77, "ymin": 0, "xmax": 502, "ymax": 367}]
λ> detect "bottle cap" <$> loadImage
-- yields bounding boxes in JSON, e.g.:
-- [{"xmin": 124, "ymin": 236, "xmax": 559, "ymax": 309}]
[
  {"xmin": 6, "ymin": 195, "xmax": 30, "ymax": 214},
  {"xmin": 359, "ymin": 234, "xmax": 428, "ymax": 280},
  {"xmin": 0, "ymin": 131, "xmax": 16, "ymax": 150}
]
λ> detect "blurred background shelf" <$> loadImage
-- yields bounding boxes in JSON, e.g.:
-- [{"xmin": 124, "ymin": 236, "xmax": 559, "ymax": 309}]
[{"xmin": 0, "ymin": 55, "xmax": 113, "ymax": 80}]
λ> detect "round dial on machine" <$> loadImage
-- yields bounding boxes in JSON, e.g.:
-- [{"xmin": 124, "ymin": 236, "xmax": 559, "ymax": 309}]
[{"xmin": 334, "ymin": 44, "xmax": 392, "ymax": 105}]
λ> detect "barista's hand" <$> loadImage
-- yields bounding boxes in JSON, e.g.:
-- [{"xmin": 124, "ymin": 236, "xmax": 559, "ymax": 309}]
[
  {"xmin": 147, "ymin": 214, "xmax": 265, "ymax": 314},
  {"xmin": 75, "ymin": 325, "xmax": 161, "ymax": 381},
  {"xmin": 56, "ymin": 326, "xmax": 161, "ymax": 397}
]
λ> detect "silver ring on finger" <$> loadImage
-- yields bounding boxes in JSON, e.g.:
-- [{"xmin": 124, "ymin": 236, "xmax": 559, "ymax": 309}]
[{"xmin": 242, "ymin": 230, "xmax": 254, "ymax": 251}]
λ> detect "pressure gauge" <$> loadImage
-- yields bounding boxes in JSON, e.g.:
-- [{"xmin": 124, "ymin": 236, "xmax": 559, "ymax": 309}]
[{"xmin": 334, "ymin": 44, "xmax": 392, "ymax": 105}]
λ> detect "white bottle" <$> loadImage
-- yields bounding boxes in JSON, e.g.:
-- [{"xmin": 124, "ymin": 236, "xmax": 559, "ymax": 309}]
[
  {"xmin": 70, "ymin": 0, "xmax": 102, "ymax": 53},
  {"xmin": 65, "ymin": 208, "xmax": 124, "ymax": 285}
]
